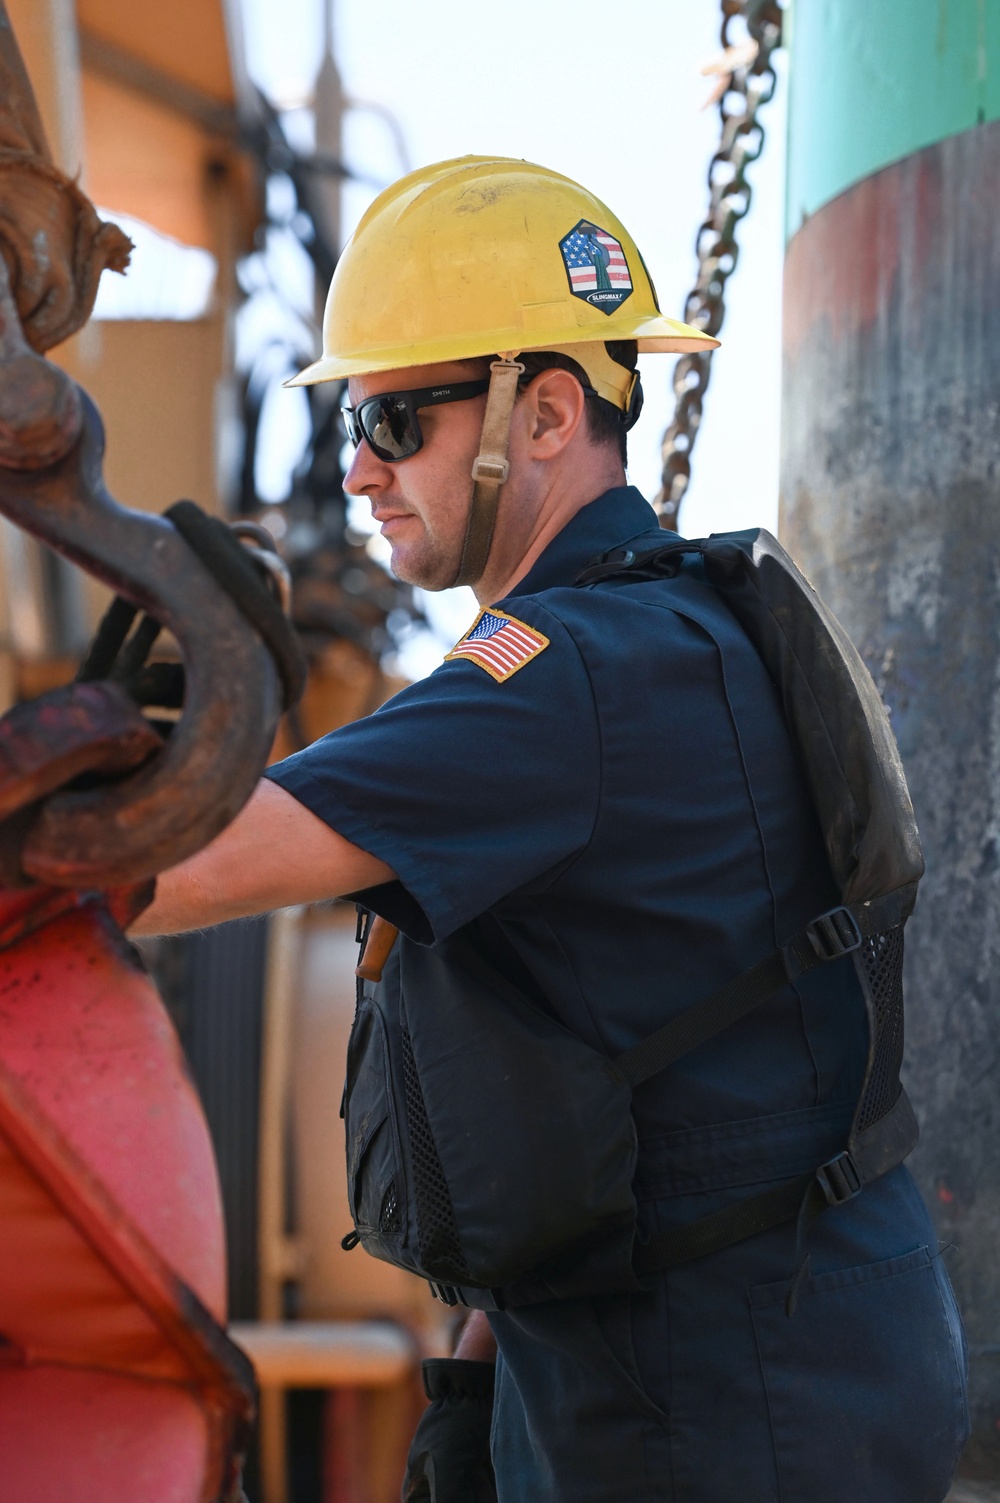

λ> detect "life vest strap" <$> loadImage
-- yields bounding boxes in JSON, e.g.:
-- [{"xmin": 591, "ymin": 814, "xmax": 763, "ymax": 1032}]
[
  {"xmin": 632, "ymin": 1088, "xmax": 919, "ymax": 1279},
  {"xmin": 614, "ymin": 885, "xmax": 917, "ymax": 1091}
]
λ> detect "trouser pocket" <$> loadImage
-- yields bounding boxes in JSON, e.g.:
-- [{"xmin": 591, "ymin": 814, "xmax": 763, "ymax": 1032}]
[{"xmin": 750, "ymin": 1245, "xmax": 969, "ymax": 1503}]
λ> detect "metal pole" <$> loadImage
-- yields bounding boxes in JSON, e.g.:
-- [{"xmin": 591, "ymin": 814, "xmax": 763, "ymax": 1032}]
[
  {"xmin": 313, "ymin": 1, "xmax": 343, "ymax": 306},
  {"xmin": 781, "ymin": 4, "xmax": 1000, "ymax": 1479}
]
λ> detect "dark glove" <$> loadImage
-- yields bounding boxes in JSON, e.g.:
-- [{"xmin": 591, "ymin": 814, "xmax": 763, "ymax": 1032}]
[{"xmin": 402, "ymin": 1358, "xmax": 497, "ymax": 1503}]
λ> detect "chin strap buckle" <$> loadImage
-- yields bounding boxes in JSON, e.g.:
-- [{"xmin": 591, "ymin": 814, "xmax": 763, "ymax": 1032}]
[{"xmin": 471, "ymin": 454, "xmax": 510, "ymax": 484}]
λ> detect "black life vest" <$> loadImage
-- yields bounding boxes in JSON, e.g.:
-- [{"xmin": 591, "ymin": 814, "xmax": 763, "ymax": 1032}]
[{"xmin": 341, "ymin": 529, "xmax": 924, "ymax": 1311}]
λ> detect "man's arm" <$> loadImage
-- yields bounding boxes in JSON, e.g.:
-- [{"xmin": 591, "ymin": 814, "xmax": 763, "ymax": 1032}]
[
  {"xmin": 453, "ymin": 1310, "xmax": 497, "ymax": 1362},
  {"xmin": 132, "ymin": 777, "xmax": 396, "ymax": 936}
]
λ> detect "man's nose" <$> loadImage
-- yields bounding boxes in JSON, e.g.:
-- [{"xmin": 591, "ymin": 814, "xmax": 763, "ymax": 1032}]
[{"xmin": 343, "ymin": 438, "xmax": 394, "ymax": 496}]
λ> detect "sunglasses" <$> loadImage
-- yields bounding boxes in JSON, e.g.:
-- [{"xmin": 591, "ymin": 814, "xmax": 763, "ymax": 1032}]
[{"xmin": 341, "ymin": 380, "xmax": 490, "ymax": 463}]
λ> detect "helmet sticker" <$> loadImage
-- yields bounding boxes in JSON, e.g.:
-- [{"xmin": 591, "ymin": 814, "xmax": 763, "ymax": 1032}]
[{"xmin": 559, "ymin": 220, "xmax": 633, "ymax": 315}]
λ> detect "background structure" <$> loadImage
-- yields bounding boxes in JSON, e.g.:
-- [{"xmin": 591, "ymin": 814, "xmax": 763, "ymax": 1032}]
[{"xmin": 782, "ymin": 0, "xmax": 1000, "ymax": 1480}]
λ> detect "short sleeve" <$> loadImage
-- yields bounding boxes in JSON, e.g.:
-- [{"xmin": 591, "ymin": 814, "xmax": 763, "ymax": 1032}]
[{"xmin": 264, "ymin": 598, "xmax": 600, "ymax": 942}]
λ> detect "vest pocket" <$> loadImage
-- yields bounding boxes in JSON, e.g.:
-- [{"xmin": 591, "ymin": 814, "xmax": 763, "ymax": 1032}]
[
  {"xmin": 750, "ymin": 1245, "xmax": 969, "ymax": 1503},
  {"xmin": 343, "ymin": 998, "xmax": 405, "ymax": 1245}
]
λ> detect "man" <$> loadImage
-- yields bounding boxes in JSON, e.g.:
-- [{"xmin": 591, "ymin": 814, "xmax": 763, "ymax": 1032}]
[{"xmin": 138, "ymin": 158, "xmax": 968, "ymax": 1502}]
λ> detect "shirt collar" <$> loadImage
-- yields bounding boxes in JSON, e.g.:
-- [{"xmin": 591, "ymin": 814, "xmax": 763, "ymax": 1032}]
[{"xmin": 505, "ymin": 485, "xmax": 663, "ymax": 598}]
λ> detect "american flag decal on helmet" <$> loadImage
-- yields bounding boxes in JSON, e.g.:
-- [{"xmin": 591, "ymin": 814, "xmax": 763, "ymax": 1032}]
[
  {"xmin": 446, "ymin": 608, "xmax": 550, "ymax": 682},
  {"xmin": 559, "ymin": 219, "xmax": 633, "ymax": 314}
]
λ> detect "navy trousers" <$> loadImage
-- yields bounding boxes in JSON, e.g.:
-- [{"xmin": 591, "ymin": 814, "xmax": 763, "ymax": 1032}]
[{"xmin": 488, "ymin": 1167, "xmax": 969, "ymax": 1502}]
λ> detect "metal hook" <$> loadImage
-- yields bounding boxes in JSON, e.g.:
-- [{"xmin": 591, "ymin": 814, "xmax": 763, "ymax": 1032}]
[{"xmin": 0, "ymin": 259, "xmax": 285, "ymax": 889}]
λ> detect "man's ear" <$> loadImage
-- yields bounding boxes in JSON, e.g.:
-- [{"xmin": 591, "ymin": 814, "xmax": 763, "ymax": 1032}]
[{"xmin": 523, "ymin": 368, "xmax": 588, "ymax": 457}]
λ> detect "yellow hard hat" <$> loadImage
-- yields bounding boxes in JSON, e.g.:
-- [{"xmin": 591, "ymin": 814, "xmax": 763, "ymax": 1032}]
[
  {"xmin": 291, "ymin": 156, "xmax": 720, "ymax": 591},
  {"xmin": 288, "ymin": 155, "xmax": 718, "ymax": 389}
]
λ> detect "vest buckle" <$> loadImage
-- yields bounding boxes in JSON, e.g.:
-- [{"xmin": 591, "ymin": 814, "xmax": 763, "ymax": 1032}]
[
  {"xmin": 429, "ymin": 1282, "xmax": 467, "ymax": 1307},
  {"xmin": 804, "ymin": 906, "xmax": 862, "ymax": 962},
  {"xmin": 815, "ymin": 1150, "xmax": 863, "ymax": 1206}
]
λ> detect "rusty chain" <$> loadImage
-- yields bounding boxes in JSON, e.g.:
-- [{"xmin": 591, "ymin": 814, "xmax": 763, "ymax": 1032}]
[{"xmin": 655, "ymin": 0, "xmax": 783, "ymax": 531}]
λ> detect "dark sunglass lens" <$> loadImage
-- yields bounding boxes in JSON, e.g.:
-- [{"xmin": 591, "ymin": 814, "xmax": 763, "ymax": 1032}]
[{"xmin": 364, "ymin": 395, "xmax": 419, "ymax": 460}]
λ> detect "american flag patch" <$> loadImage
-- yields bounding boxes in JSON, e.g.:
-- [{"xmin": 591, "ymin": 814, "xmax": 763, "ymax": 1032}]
[
  {"xmin": 445, "ymin": 608, "xmax": 550, "ymax": 682},
  {"xmin": 559, "ymin": 219, "xmax": 633, "ymax": 314}
]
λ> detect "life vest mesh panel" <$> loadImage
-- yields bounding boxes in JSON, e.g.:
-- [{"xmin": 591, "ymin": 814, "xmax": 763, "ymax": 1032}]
[
  {"xmin": 400, "ymin": 1025, "xmax": 470, "ymax": 1283},
  {"xmin": 379, "ymin": 1179, "xmax": 401, "ymax": 1238},
  {"xmin": 855, "ymin": 924, "xmax": 906, "ymax": 1135}
]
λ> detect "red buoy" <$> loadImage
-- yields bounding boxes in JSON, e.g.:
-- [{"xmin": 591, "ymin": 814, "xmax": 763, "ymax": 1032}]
[{"xmin": 0, "ymin": 885, "xmax": 254, "ymax": 1502}]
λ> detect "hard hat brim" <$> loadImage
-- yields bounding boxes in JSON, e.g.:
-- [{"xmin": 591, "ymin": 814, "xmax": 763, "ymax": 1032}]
[{"xmin": 284, "ymin": 316, "xmax": 719, "ymax": 387}]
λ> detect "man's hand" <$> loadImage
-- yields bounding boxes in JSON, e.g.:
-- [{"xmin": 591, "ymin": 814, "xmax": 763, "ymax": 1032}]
[{"xmin": 131, "ymin": 778, "xmax": 395, "ymax": 936}]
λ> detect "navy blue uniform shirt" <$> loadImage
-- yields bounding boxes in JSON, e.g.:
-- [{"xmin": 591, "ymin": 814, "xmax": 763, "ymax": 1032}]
[{"xmin": 267, "ymin": 485, "xmax": 866, "ymax": 1179}]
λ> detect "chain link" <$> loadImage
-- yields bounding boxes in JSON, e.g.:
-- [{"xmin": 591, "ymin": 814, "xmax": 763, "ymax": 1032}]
[{"xmin": 655, "ymin": 0, "xmax": 783, "ymax": 531}]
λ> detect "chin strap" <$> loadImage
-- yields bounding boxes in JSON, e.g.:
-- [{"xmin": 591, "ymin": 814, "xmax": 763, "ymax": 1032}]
[{"xmin": 452, "ymin": 355, "xmax": 524, "ymax": 588}]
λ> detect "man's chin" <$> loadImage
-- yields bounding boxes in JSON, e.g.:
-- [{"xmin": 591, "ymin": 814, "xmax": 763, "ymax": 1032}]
[{"xmin": 389, "ymin": 544, "xmax": 461, "ymax": 592}]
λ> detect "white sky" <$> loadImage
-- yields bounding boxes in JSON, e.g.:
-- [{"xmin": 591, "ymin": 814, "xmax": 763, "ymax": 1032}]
[
  {"xmin": 239, "ymin": 0, "xmax": 788, "ymax": 544},
  {"xmin": 93, "ymin": 210, "xmax": 218, "ymax": 320}
]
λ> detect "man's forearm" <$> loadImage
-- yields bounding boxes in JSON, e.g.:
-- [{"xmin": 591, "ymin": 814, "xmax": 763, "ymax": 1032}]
[
  {"xmin": 453, "ymin": 1310, "xmax": 498, "ymax": 1363},
  {"xmin": 131, "ymin": 777, "xmax": 396, "ymax": 936}
]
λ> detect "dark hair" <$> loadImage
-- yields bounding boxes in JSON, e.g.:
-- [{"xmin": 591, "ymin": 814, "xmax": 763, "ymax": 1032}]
[
  {"xmin": 461, "ymin": 341, "xmax": 638, "ymax": 464},
  {"xmin": 516, "ymin": 341, "xmax": 638, "ymax": 465}
]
